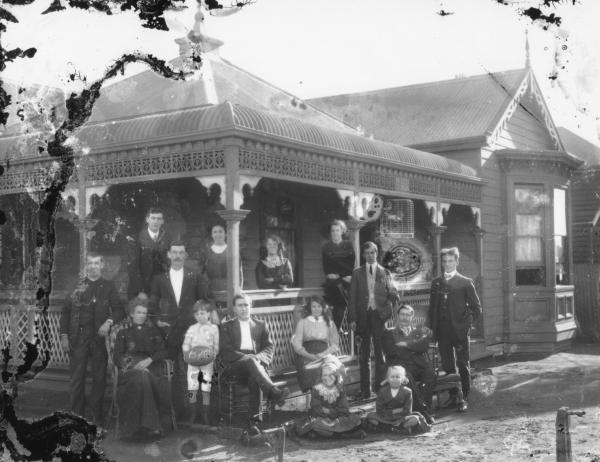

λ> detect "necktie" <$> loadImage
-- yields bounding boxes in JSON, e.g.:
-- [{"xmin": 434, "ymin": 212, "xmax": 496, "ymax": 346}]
[{"xmin": 369, "ymin": 265, "xmax": 373, "ymax": 275}]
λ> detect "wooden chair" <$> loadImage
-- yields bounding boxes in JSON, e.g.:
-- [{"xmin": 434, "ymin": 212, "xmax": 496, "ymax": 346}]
[
  {"xmin": 427, "ymin": 343, "xmax": 464, "ymax": 409},
  {"xmin": 215, "ymin": 357, "xmax": 273, "ymax": 427},
  {"xmin": 105, "ymin": 324, "xmax": 177, "ymax": 437}
]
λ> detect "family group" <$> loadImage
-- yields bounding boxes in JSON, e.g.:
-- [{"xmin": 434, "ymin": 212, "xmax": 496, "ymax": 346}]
[{"xmin": 59, "ymin": 208, "xmax": 481, "ymax": 440}]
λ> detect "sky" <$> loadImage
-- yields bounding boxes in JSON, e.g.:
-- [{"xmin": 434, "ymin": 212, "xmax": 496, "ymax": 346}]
[{"xmin": 2, "ymin": 0, "xmax": 600, "ymax": 139}]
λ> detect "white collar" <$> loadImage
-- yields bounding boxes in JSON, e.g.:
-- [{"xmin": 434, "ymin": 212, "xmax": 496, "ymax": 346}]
[
  {"xmin": 170, "ymin": 267, "xmax": 184, "ymax": 274},
  {"xmin": 308, "ymin": 315, "xmax": 324, "ymax": 323},
  {"xmin": 148, "ymin": 228, "xmax": 159, "ymax": 239},
  {"xmin": 211, "ymin": 243, "xmax": 227, "ymax": 253},
  {"xmin": 444, "ymin": 270, "xmax": 457, "ymax": 280},
  {"xmin": 239, "ymin": 318, "xmax": 251, "ymax": 324}
]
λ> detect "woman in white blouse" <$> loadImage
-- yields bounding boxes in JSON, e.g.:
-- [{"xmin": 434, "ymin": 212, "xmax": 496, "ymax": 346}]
[{"xmin": 292, "ymin": 296, "xmax": 340, "ymax": 391}]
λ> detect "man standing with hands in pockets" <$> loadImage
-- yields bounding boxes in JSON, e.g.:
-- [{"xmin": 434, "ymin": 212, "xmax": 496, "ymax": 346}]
[{"xmin": 348, "ymin": 241, "xmax": 398, "ymax": 399}]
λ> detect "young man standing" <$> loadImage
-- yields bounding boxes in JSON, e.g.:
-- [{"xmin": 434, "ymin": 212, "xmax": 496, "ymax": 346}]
[
  {"xmin": 348, "ymin": 241, "xmax": 398, "ymax": 399},
  {"xmin": 428, "ymin": 247, "xmax": 481, "ymax": 412},
  {"xmin": 128, "ymin": 207, "xmax": 170, "ymax": 299},
  {"xmin": 60, "ymin": 252, "xmax": 125, "ymax": 425}
]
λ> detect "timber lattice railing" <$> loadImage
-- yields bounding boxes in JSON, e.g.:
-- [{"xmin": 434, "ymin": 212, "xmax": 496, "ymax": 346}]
[{"xmin": 0, "ymin": 287, "xmax": 431, "ymax": 374}]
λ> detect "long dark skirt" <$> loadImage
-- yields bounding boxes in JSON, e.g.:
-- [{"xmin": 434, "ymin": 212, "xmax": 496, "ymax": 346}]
[
  {"xmin": 296, "ymin": 414, "xmax": 362, "ymax": 436},
  {"xmin": 295, "ymin": 340, "xmax": 329, "ymax": 392},
  {"xmin": 117, "ymin": 364, "xmax": 172, "ymax": 438}
]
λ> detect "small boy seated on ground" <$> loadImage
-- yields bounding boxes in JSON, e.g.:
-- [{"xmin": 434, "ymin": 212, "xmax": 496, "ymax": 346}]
[{"xmin": 365, "ymin": 365, "xmax": 431, "ymax": 434}]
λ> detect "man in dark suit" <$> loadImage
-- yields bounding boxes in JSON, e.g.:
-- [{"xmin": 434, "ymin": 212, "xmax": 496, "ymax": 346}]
[
  {"xmin": 219, "ymin": 293, "xmax": 289, "ymax": 424},
  {"xmin": 382, "ymin": 304, "xmax": 436, "ymax": 424},
  {"xmin": 128, "ymin": 207, "xmax": 170, "ymax": 299},
  {"xmin": 149, "ymin": 240, "xmax": 211, "ymax": 419},
  {"xmin": 348, "ymin": 241, "xmax": 398, "ymax": 398},
  {"xmin": 428, "ymin": 246, "xmax": 482, "ymax": 412},
  {"xmin": 60, "ymin": 252, "xmax": 125, "ymax": 425}
]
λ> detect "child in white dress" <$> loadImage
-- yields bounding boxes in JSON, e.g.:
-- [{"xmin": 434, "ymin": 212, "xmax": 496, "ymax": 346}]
[{"xmin": 182, "ymin": 300, "xmax": 219, "ymax": 424}]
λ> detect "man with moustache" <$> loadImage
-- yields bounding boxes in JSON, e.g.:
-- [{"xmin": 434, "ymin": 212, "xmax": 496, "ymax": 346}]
[
  {"xmin": 60, "ymin": 252, "xmax": 125, "ymax": 425},
  {"xmin": 382, "ymin": 304, "xmax": 436, "ymax": 424},
  {"xmin": 149, "ymin": 240, "xmax": 211, "ymax": 420}
]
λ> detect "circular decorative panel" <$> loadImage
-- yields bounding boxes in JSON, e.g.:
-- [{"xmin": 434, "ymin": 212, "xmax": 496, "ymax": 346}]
[{"xmin": 382, "ymin": 243, "xmax": 423, "ymax": 279}]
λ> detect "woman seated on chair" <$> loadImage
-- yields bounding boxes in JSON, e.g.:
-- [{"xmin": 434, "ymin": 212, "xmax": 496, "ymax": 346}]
[
  {"xmin": 291, "ymin": 296, "xmax": 341, "ymax": 392},
  {"xmin": 114, "ymin": 296, "xmax": 173, "ymax": 439}
]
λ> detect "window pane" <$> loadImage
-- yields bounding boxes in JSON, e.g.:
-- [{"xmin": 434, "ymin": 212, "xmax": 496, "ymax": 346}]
[
  {"xmin": 555, "ymin": 235, "xmax": 568, "ymax": 285},
  {"xmin": 515, "ymin": 237, "xmax": 542, "ymax": 262},
  {"xmin": 515, "ymin": 187, "xmax": 546, "ymax": 213},
  {"xmin": 516, "ymin": 267, "xmax": 545, "ymax": 286},
  {"xmin": 516, "ymin": 214, "xmax": 542, "ymax": 235},
  {"xmin": 554, "ymin": 188, "xmax": 567, "ymax": 236}
]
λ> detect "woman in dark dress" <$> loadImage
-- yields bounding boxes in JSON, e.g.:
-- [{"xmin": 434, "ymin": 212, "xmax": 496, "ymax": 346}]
[
  {"xmin": 202, "ymin": 223, "xmax": 244, "ymax": 294},
  {"xmin": 114, "ymin": 297, "xmax": 172, "ymax": 439},
  {"xmin": 203, "ymin": 223, "xmax": 229, "ymax": 293},
  {"xmin": 255, "ymin": 234, "xmax": 294, "ymax": 289},
  {"xmin": 322, "ymin": 219, "xmax": 355, "ymax": 329},
  {"xmin": 292, "ymin": 296, "xmax": 340, "ymax": 391}
]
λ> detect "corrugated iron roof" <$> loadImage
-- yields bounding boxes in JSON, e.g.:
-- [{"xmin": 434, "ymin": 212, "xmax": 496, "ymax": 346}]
[
  {"xmin": 71, "ymin": 102, "xmax": 478, "ymax": 179},
  {"xmin": 309, "ymin": 69, "xmax": 528, "ymax": 147},
  {"xmin": 86, "ymin": 56, "xmax": 357, "ymax": 135}
]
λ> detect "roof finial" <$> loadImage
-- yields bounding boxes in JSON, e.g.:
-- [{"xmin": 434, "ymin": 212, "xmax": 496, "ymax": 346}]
[
  {"xmin": 525, "ymin": 27, "xmax": 531, "ymax": 68},
  {"xmin": 175, "ymin": 0, "xmax": 224, "ymax": 69}
]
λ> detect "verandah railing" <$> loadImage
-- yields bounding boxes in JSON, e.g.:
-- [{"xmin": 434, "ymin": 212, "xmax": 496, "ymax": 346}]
[{"xmin": 0, "ymin": 287, "xmax": 431, "ymax": 374}]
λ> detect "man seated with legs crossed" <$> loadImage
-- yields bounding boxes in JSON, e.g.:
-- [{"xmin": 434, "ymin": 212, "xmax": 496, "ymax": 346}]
[
  {"xmin": 219, "ymin": 293, "xmax": 289, "ymax": 425},
  {"xmin": 382, "ymin": 304, "xmax": 436, "ymax": 424}
]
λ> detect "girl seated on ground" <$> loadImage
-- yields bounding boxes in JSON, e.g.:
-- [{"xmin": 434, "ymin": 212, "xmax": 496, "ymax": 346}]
[
  {"xmin": 296, "ymin": 359, "xmax": 365, "ymax": 439},
  {"xmin": 182, "ymin": 300, "xmax": 219, "ymax": 425},
  {"xmin": 365, "ymin": 365, "xmax": 431, "ymax": 434}
]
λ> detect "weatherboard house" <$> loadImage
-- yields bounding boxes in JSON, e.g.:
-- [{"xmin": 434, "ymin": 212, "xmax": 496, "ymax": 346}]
[{"xmin": 0, "ymin": 32, "xmax": 589, "ymax": 388}]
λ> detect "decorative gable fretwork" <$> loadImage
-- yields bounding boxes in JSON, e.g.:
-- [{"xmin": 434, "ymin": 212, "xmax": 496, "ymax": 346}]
[{"xmin": 487, "ymin": 70, "xmax": 562, "ymax": 151}]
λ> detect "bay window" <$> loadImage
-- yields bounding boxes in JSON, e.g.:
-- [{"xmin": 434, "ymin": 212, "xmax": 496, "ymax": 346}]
[{"xmin": 514, "ymin": 185, "xmax": 545, "ymax": 286}]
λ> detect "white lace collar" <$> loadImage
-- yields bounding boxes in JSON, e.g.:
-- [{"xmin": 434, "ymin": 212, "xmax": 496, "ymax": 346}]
[
  {"xmin": 314, "ymin": 383, "xmax": 340, "ymax": 404},
  {"xmin": 307, "ymin": 315, "xmax": 324, "ymax": 323}
]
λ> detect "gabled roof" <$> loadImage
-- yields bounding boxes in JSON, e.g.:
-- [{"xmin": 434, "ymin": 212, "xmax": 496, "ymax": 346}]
[
  {"xmin": 558, "ymin": 127, "xmax": 600, "ymax": 167},
  {"xmin": 75, "ymin": 101, "xmax": 479, "ymax": 180},
  {"xmin": 87, "ymin": 55, "xmax": 356, "ymax": 134},
  {"xmin": 309, "ymin": 68, "xmax": 547, "ymax": 148}
]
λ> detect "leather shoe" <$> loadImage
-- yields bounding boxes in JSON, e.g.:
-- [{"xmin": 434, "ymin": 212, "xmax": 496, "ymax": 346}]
[
  {"xmin": 421, "ymin": 411, "xmax": 435, "ymax": 425},
  {"xmin": 457, "ymin": 401, "xmax": 468, "ymax": 413},
  {"xmin": 269, "ymin": 386, "xmax": 290, "ymax": 407}
]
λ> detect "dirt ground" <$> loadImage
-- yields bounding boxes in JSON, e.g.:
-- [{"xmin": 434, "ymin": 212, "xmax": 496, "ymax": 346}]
[{"xmin": 98, "ymin": 342, "xmax": 600, "ymax": 462}]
